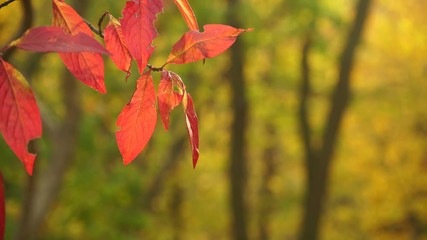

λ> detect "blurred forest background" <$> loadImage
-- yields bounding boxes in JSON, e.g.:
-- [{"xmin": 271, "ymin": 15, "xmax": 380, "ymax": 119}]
[{"xmin": 1, "ymin": 0, "xmax": 427, "ymax": 239}]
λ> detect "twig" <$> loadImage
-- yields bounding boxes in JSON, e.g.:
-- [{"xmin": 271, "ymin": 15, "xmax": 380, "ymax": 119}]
[
  {"xmin": 0, "ymin": 0, "xmax": 16, "ymax": 9},
  {"xmin": 83, "ymin": 19, "xmax": 103, "ymax": 38}
]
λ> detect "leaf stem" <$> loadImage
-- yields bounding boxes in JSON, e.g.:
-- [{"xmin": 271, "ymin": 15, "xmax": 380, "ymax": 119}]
[
  {"xmin": 147, "ymin": 64, "xmax": 164, "ymax": 72},
  {"xmin": 0, "ymin": 0, "xmax": 16, "ymax": 9}
]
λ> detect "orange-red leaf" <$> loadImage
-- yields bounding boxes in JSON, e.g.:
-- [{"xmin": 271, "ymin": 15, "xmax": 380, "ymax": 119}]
[
  {"xmin": 173, "ymin": 0, "xmax": 199, "ymax": 31},
  {"xmin": 0, "ymin": 173, "xmax": 4, "ymax": 240},
  {"xmin": 158, "ymin": 71, "xmax": 184, "ymax": 130},
  {"xmin": 120, "ymin": 0, "xmax": 163, "ymax": 74},
  {"xmin": 104, "ymin": 15, "xmax": 132, "ymax": 74},
  {"xmin": 116, "ymin": 72, "xmax": 157, "ymax": 165},
  {"xmin": 167, "ymin": 24, "xmax": 252, "ymax": 64},
  {"xmin": 11, "ymin": 26, "xmax": 109, "ymax": 54},
  {"xmin": 183, "ymin": 93, "xmax": 199, "ymax": 168},
  {"xmin": 52, "ymin": 0, "xmax": 106, "ymax": 93},
  {"xmin": 0, "ymin": 58, "xmax": 42, "ymax": 175}
]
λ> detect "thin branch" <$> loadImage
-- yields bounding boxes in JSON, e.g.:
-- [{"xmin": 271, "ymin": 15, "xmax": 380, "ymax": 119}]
[
  {"xmin": 0, "ymin": 0, "xmax": 16, "ymax": 9},
  {"xmin": 83, "ymin": 19, "xmax": 103, "ymax": 38}
]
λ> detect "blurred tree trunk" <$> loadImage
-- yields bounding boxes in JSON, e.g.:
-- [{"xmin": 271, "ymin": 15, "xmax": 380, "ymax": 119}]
[
  {"xmin": 258, "ymin": 124, "xmax": 278, "ymax": 240},
  {"xmin": 226, "ymin": 0, "xmax": 249, "ymax": 239},
  {"xmin": 14, "ymin": 1, "xmax": 89, "ymax": 239},
  {"xmin": 298, "ymin": 1, "xmax": 372, "ymax": 240}
]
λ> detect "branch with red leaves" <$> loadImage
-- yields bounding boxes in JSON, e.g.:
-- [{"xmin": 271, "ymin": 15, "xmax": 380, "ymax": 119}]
[{"xmin": 0, "ymin": 0, "xmax": 252, "ymax": 174}]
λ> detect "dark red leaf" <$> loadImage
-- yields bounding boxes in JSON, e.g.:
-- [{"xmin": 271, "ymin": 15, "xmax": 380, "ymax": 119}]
[
  {"xmin": 120, "ymin": 0, "xmax": 163, "ymax": 74},
  {"xmin": 184, "ymin": 93, "xmax": 199, "ymax": 168},
  {"xmin": 167, "ymin": 24, "xmax": 252, "ymax": 64},
  {"xmin": 11, "ymin": 26, "xmax": 109, "ymax": 54},
  {"xmin": 173, "ymin": 0, "xmax": 199, "ymax": 31},
  {"xmin": 158, "ymin": 71, "xmax": 184, "ymax": 130},
  {"xmin": 116, "ymin": 72, "xmax": 157, "ymax": 165},
  {"xmin": 104, "ymin": 15, "xmax": 132, "ymax": 74},
  {"xmin": 0, "ymin": 58, "xmax": 42, "ymax": 175},
  {"xmin": 52, "ymin": 0, "xmax": 106, "ymax": 93},
  {"xmin": 0, "ymin": 173, "xmax": 4, "ymax": 240}
]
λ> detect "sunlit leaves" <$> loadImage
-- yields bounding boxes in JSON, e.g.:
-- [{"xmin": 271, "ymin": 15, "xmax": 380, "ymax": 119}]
[
  {"xmin": 120, "ymin": 0, "xmax": 163, "ymax": 74},
  {"xmin": 167, "ymin": 24, "xmax": 252, "ymax": 64},
  {"xmin": 52, "ymin": 0, "xmax": 106, "ymax": 93},
  {"xmin": 116, "ymin": 72, "xmax": 157, "ymax": 165},
  {"xmin": 173, "ymin": 0, "xmax": 199, "ymax": 31},
  {"xmin": 0, "ymin": 58, "xmax": 42, "ymax": 175},
  {"xmin": 10, "ymin": 26, "xmax": 109, "ymax": 54},
  {"xmin": 0, "ymin": 0, "xmax": 250, "ymax": 173},
  {"xmin": 104, "ymin": 15, "xmax": 132, "ymax": 75}
]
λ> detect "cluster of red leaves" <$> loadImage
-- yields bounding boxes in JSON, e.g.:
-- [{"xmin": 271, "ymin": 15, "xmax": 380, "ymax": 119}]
[{"xmin": 0, "ymin": 0, "xmax": 251, "ymax": 174}]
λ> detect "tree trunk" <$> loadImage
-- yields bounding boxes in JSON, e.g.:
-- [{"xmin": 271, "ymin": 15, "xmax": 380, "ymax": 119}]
[
  {"xmin": 226, "ymin": 0, "xmax": 249, "ymax": 239},
  {"xmin": 298, "ymin": 1, "xmax": 372, "ymax": 240},
  {"xmin": 14, "ymin": 1, "xmax": 89, "ymax": 238}
]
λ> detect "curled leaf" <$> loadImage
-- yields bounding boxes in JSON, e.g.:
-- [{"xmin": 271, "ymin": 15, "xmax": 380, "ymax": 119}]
[
  {"xmin": 183, "ymin": 93, "xmax": 199, "ymax": 168},
  {"xmin": 158, "ymin": 71, "xmax": 184, "ymax": 130}
]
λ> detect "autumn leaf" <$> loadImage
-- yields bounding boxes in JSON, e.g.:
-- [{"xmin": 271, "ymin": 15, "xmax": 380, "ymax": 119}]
[
  {"xmin": 0, "ymin": 173, "xmax": 4, "ymax": 240},
  {"xmin": 183, "ymin": 93, "xmax": 199, "ymax": 168},
  {"xmin": 120, "ymin": 0, "xmax": 163, "ymax": 74},
  {"xmin": 104, "ymin": 15, "xmax": 132, "ymax": 75},
  {"xmin": 166, "ymin": 24, "xmax": 252, "ymax": 64},
  {"xmin": 158, "ymin": 71, "xmax": 184, "ymax": 130},
  {"xmin": 52, "ymin": 0, "xmax": 106, "ymax": 93},
  {"xmin": 9, "ymin": 26, "xmax": 109, "ymax": 54},
  {"xmin": 116, "ymin": 72, "xmax": 157, "ymax": 165},
  {"xmin": 0, "ymin": 58, "xmax": 42, "ymax": 175},
  {"xmin": 173, "ymin": 0, "xmax": 199, "ymax": 31}
]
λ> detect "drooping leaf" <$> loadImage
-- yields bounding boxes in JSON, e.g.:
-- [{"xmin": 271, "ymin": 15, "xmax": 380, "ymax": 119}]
[
  {"xmin": 120, "ymin": 0, "xmax": 163, "ymax": 74},
  {"xmin": 116, "ymin": 72, "xmax": 157, "ymax": 165},
  {"xmin": 0, "ymin": 58, "xmax": 42, "ymax": 175},
  {"xmin": 183, "ymin": 93, "xmax": 199, "ymax": 168},
  {"xmin": 0, "ymin": 173, "xmax": 4, "ymax": 240},
  {"xmin": 104, "ymin": 15, "xmax": 132, "ymax": 75},
  {"xmin": 166, "ymin": 24, "xmax": 252, "ymax": 64},
  {"xmin": 158, "ymin": 71, "xmax": 184, "ymax": 130},
  {"xmin": 52, "ymin": 0, "xmax": 106, "ymax": 93},
  {"xmin": 173, "ymin": 0, "xmax": 199, "ymax": 31},
  {"xmin": 10, "ymin": 26, "xmax": 109, "ymax": 54}
]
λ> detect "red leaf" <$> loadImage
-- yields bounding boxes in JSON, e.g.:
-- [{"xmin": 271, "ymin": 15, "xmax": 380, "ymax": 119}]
[
  {"xmin": 52, "ymin": 0, "xmax": 106, "ymax": 93},
  {"xmin": 158, "ymin": 71, "xmax": 184, "ymax": 130},
  {"xmin": 11, "ymin": 26, "xmax": 109, "ymax": 54},
  {"xmin": 167, "ymin": 24, "xmax": 252, "ymax": 64},
  {"xmin": 173, "ymin": 0, "xmax": 199, "ymax": 31},
  {"xmin": 116, "ymin": 72, "xmax": 157, "ymax": 165},
  {"xmin": 0, "ymin": 58, "xmax": 42, "ymax": 175},
  {"xmin": 0, "ymin": 173, "xmax": 4, "ymax": 240},
  {"xmin": 120, "ymin": 0, "xmax": 163, "ymax": 74},
  {"xmin": 104, "ymin": 15, "xmax": 132, "ymax": 74},
  {"xmin": 183, "ymin": 93, "xmax": 199, "ymax": 168}
]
